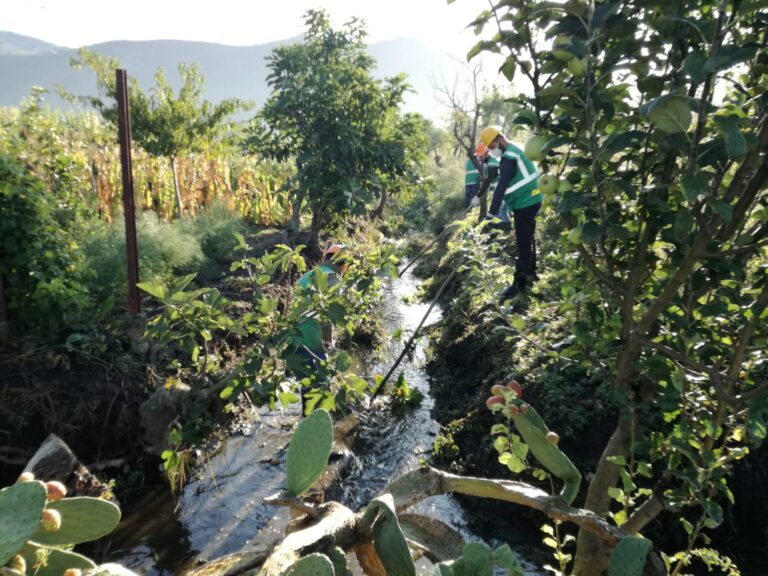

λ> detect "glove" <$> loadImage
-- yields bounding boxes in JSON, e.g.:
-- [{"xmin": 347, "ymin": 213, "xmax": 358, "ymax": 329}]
[{"xmin": 470, "ymin": 195, "xmax": 480, "ymax": 208}]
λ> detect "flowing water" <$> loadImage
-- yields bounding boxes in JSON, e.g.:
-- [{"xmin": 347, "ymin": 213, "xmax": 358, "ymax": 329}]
[{"xmin": 106, "ymin": 268, "xmax": 543, "ymax": 575}]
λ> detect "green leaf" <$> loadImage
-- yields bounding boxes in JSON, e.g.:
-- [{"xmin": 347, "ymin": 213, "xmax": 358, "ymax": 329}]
[
  {"xmin": 137, "ymin": 282, "xmax": 167, "ymax": 300},
  {"xmin": 714, "ymin": 116, "xmax": 747, "ymax": 159},
  {"xmin": 709, "ymin": 199, "xmax": 733, "ymax": 222},
  {"xmin": 581, "ymin": 220, "xmax": 602, "ymax": 245},
  {"xmin": 511, "ymin": 110, "xmax": 540, "ymax": 128},
  {"xmin": 704, "ymin": 44, "xmax": 759, "ymax": 76},
  {"xmin": 500, "ymin": 57, "xmax": 515, "ymax": 81},
  {"xmin": 599, "ymin": 130, "xmax": 646, "ymax": 157},
  {"xmin": 285, "ymin": 409, "xmax": 333, "ymax": 496},
  {"xmin": 681, "ymin": 171, "xmax": 708, "ymax": 203}
]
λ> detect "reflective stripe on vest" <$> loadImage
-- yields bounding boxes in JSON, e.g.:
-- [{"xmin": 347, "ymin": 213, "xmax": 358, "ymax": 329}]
[{"xmin": 502, "ymin": 145, "xmax": 538, "ymax": 196}]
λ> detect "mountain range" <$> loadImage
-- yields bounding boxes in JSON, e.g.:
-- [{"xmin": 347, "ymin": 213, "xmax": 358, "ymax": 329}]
[{"xmin": 0, "ymin": 31, "xmax": 460, "ymax": 121}]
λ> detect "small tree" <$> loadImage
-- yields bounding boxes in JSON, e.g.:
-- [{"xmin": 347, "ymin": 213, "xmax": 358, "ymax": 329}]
[
  {"xmin": 71, "ymin": 50, "xmax": 250, "ymax": 217},
  {"xmin": 463, "ymin": 0, "xmax": 768, "ymax": 573},
  {"xmin": 256, "ymin": 10, "xmax": 414, "ymax": 249}
]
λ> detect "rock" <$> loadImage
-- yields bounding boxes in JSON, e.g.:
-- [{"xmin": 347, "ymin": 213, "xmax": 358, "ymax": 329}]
[
  {"xmin": 139, "ymin": 382, "xmax": 191, "ymax": 455},
  {"xmin": 23, "ymin": 434, "xmax": 112, "ymax": 499}
]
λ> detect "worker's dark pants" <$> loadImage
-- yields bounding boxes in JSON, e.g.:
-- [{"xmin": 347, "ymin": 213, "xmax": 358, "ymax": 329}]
[
  {"xmin": 464, "ymin": 183, "xmax": 479, "ymax": 207},
  {"xmin": 512, "ymin": 202, "xmax": 541, "ymax": 285}
]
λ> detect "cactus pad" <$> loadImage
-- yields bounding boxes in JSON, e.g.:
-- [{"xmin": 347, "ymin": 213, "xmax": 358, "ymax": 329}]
[
  {"xmin": 608, "ymin": 536, "xmax": 652, "ymax": 576},
  {"xmin": 282, "ymin": 553, "xmax": 335, "ymax": 576},
  {"xmin": 0, "ymin": 482, "xmax": 47, "ymax": 566},
  {"xmin": 364, "ymin": 495, "xmax": 416, "ymax": 576},
  {"xmin": 286, "ymin": 409, "xmax": 333, "ymax": 496},
  {"xmin": 326, "ymin": 547, "xmax": 351, "ymax": 576},
  {"xmin": 31, "ymin": 497, "xmax": 121, "ymax": 546},
  {"xmin": 20, "ymin": 542, "xmax": 96, "ymax": 576}
]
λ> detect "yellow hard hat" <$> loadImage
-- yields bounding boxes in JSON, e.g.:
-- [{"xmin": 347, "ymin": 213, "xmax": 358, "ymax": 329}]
[{"xmin": 480, "ymin": 126, "xmax": 503, "ymax": 147}]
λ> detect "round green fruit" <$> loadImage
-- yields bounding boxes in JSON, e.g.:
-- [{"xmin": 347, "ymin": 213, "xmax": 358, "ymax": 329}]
[
  {"xmin": 649, "ymin": 97, "xmax": 692, "ymax": 133},
  {"xmin": 524, "ymin": 135, "xmax": 547, "ymax": 161},
  {"xmin": 538, "ymin": 174, "xmax": 559, "ymax": 195},
  {"xmin": 552, "ymin": 35, "xmax": 575, "ymax": 62},
  {"xmin": 568, "ymin": 227, "xmax": 583, "ymax": 244},
  {"xmin": 567, "ymin": 56, "xmax": 587, "ymax": 77}
]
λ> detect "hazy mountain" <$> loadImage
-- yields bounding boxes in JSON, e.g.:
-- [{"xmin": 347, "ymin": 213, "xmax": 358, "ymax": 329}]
[
  {"xmin": 0, "ymin": 31, "xmax": 61, "ymax": 55},
  {"xmin": 0, "ymin": 32, "xmax": 456, "ymax": 121}
]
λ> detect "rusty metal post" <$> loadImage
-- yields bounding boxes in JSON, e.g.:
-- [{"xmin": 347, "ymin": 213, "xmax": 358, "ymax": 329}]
[{"xmin": 116, "ymin": 69, "xmax": 140, "ymax": 316}]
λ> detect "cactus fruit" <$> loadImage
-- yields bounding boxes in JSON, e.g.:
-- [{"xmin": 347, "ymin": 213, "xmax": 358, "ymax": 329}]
[
  {"xmin": 44, "ymin": 482, "xmax": 67, "ymax": 502},
  {"xmin": 16, "ymin": 474, "xmax": 34, "ymax": 484},
  {"xmin": 283, "ymin": 553, "xmax": 335, "ymax": 576},
  {"xmin": 31, "ymin": 497, "xmax": 121, "ymax": 546},
  {"xmin": 509, "ymin": 404, "xmax": 520, "ymax": 416},
  {"xmin": 486, "ymin": 396, "xmax": 504, "ymax": 410},
  {"xmin": 40, "ymin": 509, "xmax": 62, "ymax": 532},
  {"xmin": 0, "ymin": 482, "xmax": 46, "ymax": 566},
  {"xmin": 490, "ymin": 384, "xmax": 506, "ymax": 396},
  {"xmin": 546, "ymin": 432, "xmax": 560, "ymax": 445},
  {"xmin": 506, "ymin": 380, "xmax": 523, "ymax": 398},
  {"xmin": 9, "ymin": 555, "xmax": 26, "ymax": 574},
  {"xmin": 285, "ymin": 409, "xmax": 333, "ymax": 497},
  {"xmin": 63, "ymin": 570, "xmax": 82, "ymax": 576}
]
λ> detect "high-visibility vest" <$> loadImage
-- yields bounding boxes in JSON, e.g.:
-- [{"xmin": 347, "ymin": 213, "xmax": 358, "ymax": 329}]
[
  {"xmin": 465, "ymin": 158, "xmax": 479, "ymax": 185},
  {"xmin": 502, "ymin": 143, "xmax": 541, "ymax": 210}
]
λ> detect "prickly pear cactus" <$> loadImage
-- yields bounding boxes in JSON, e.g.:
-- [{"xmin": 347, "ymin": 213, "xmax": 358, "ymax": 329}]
[
  {"xmin": 31, "ymin": 497, "xmax": 121, "ymax": 546},
  {"xmin": 363, "ymin": 495, "xmax": 416, "ymax": 576},
  {"xmin": 451, "ymin": 542, "xmax": 493, "ymax": 576},
  {"xmin": 510, "ymin": 403, "xmax": 581, "ymax": 505},
  {"xmin": 286, "ymin": 409, "xmax": 333, "ymax": 496},
  {"xmin": 326, "ymin": 547, "xmax": 351, "ymax": 576},
  {"xmin": 608, "ymin": 536, "xmax": 653, "ymax": 576},
  {"xmin": 20, "ymin": 542, "xmax": 96, "ymax": 576},
  {"xmin": 0, "ymin": 481, "xmax": 46, "ymax": 566},
  {"xmin": 282, "ymin": 553, "xmax": 334, "ymax": 576}
]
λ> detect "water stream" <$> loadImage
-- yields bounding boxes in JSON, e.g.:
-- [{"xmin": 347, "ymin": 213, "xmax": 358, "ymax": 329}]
[{"xmin": 106, "ymin": 268, "xmax": 542, "ymax": 575}]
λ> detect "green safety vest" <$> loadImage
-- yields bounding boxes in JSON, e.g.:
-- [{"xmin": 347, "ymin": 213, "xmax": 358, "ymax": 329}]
[
  {"xmin": 501, "ymin": 143, "xmax": 541, "ymax": 210},
  {"xmin": 465, "ymin": 158, "xmax": 479, "ymax": 185},
  {"xmin": 487, "ymin": 154, "xmax": 500, "ymax": 188}
]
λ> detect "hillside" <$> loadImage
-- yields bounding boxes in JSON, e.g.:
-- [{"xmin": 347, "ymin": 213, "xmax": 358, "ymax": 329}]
[{"xmin": 0, "ymin": 32, "xmax": 456, "ymax": 120}]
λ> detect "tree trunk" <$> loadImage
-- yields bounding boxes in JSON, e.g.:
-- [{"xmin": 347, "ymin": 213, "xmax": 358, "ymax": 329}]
[
  {"xmin": 170, "ymin": 157, "xmax": 183, "ymax": 218},
  {"xmin": 0, "ymin": 273, "xmax": 8, "ymax": 346},
  {"xmin": 370, "ymin": 189, "xmax": 387, "ymax": 220},
  {"xmin": 309, "ymin": 207, "xmax": 324, "ymax": 256}
]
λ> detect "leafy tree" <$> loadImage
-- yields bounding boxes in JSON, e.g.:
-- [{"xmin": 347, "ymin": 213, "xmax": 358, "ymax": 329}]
[
  {"xmin": 463, "ymin": 0, "xmax": 768, "ymax": 573},
  {"xmin": 255, "ymin": 10, "xmax": 417, "ymax": 249},
  {"xmin": 70, "ymin": 49, "xmax": 250, "ymax": 217}
]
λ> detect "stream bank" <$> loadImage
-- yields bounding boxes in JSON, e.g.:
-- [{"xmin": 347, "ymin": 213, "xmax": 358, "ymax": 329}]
[{"xmin": 103, "ymin": 266, "xmax": 544, "ymax": 575}]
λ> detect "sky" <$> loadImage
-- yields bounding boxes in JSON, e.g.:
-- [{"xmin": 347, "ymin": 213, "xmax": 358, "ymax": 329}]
[{"xmin": 4, "ymin": 0, "xmax": 486, "ymax": 56}]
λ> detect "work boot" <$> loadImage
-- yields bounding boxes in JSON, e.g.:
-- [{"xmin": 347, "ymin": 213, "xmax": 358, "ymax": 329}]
[{"xmin": 500, "ymin": 271, "xmax": 531, "ymax": 302}]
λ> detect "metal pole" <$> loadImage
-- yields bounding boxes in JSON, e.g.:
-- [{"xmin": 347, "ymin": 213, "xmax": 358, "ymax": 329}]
[{"xmin": 116, "ymin": 69, "xmax": 140, "ymax": 315}]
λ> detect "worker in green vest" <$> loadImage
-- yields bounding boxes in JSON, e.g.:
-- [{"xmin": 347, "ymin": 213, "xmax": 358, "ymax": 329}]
[
  {"xmin": 479, "ymin": 125, "xmax": 542, "ymax": 299},
  {"xmin": 464, "ymin": 156, "xmax": 480, "ymax": 208},
  {"xmin": 293, "ymin": 243, "xmax": 350, "ymax": 413}
]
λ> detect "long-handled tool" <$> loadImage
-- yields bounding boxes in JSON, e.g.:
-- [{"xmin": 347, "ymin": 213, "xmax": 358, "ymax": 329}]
[{"xmin": 372, "ymin": 260, "xmax": 460, "ymax": 397}]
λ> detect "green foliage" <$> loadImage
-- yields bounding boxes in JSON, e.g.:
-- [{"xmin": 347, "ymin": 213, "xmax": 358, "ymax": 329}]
[
  {"xmin": 608, "ymin": 536, "xmax": 653, "ymax": 576},
  {"xmin": 256, "ymin": 9, "xmax": 428, "ymax": 242},
  {"xmin": 285, "ymin": 408, "xmax": 333, "ymax": 497},
  {"xmin": 541, "ymin": 523, "xmax": 575, "ymax": 576},
  {"xmin": 0, "ymin": 154, "xmax": 91, "ymax": 337},
  {"xmin": 460, "ymin": 0, "xmax": 768, "ymax": 567},
  {"xmin": 30, "ymin": 497, "xmax": 121, "ymax": 546},
  {"xmin": 0, "ymin": 482, "xmax": 46, "ymax": 566}
]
